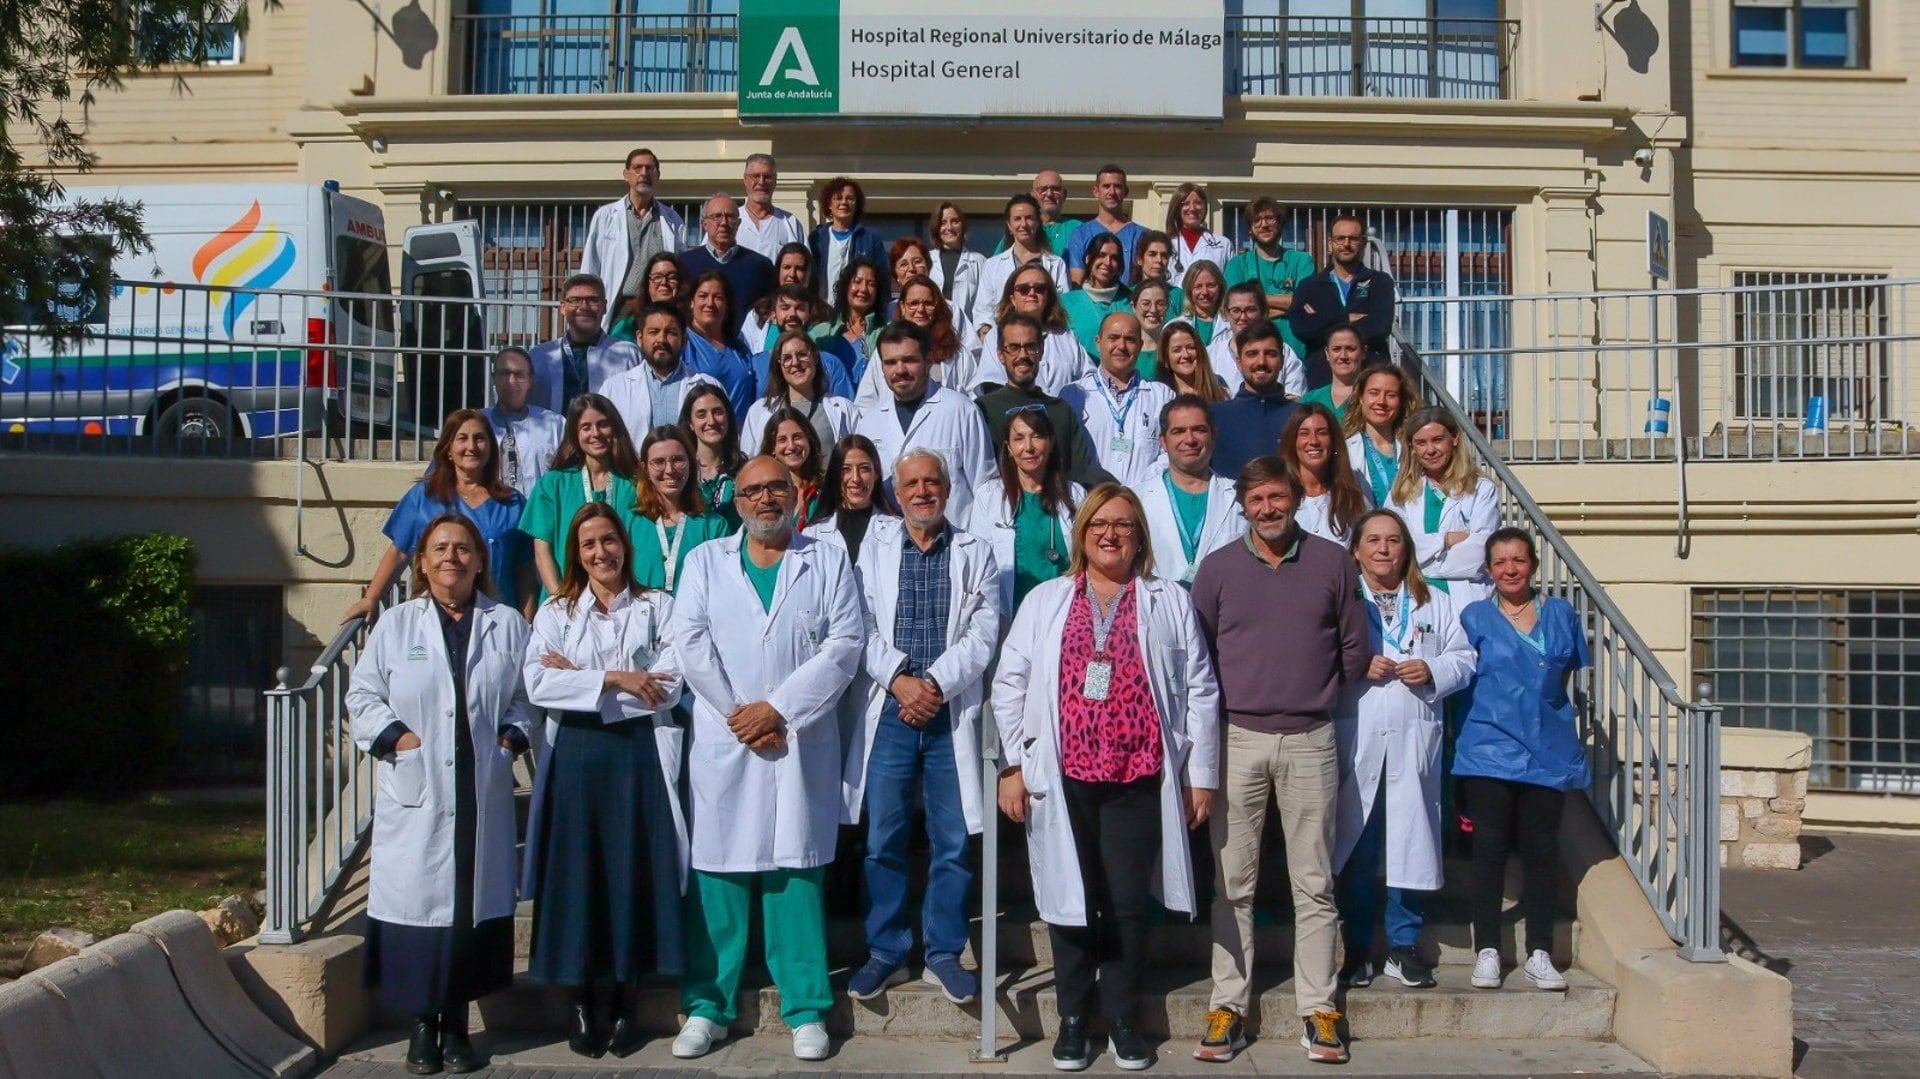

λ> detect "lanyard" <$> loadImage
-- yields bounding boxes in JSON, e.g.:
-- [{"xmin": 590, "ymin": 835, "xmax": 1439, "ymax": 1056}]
[
  {"xmin": 581, "ymin": 465, "xmax": 608, "ymax": 505},
  {"xmin": 1084, "ymin": 577, "xmax": 1126, "ymax": 658},
  {"xmin": 1363, "ymin": 437, "xmax": 1396, "ymax": 506},
  {"xmin": 1364, "ymin": 582, "xmax": 1415, "ymax": 653},
  {"xmin": 655, "ymin": 515, "xmax": 686, "ymax": 592},
  {"xmin": 1335, "ymin": 271, "xmax": 1355, "ymax": 307},
  {"xmin": 1096, "ymin": 372, "xmax": 1142, "ymax": 433},
  {"xmin": 1161, "ymin": 470, "xmax": 1205, "ymax": 575}
]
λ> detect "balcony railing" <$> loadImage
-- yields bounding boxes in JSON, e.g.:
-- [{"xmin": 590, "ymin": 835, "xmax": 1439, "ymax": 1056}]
[{"xmin": 453, "ymin": 12, "xmax": 1515, "ymax": 100}]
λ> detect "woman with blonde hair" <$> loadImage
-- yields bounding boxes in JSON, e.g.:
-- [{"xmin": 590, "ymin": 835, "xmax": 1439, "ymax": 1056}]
[
  {"xmin": 1342, "ymin": 363, "xmax": 1419, "ymax": 508},
  {"xmin": 991, "ymin": 483, "xmax": 1220, "ymax": 1071},
  {"xmin": 1386, "ymin": 406, "xmax": 1499, "ymax": 604},
  {"xmin": 1332, "ymin": 509, "xmax": 1474, "ymax": 993}
]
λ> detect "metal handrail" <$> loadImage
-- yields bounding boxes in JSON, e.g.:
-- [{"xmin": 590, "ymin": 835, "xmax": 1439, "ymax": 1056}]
[
  {"xmin": 260, "ymin": 581, "xmax": 404, "ymax": 944},
  {"xmin": 1412, "ymin": 350, "xmax": 1724, "ymax": 961}
]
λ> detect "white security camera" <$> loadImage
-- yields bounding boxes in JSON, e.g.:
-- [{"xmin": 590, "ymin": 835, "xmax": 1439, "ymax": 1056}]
[{"xmin": 1632, "ymin": 147, "xmax": 1656, "ymax": 169}]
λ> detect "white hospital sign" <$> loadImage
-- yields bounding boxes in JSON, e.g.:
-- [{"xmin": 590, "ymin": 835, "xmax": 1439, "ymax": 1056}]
[{"xmin": 738, "ymin": 0, "xmax": 1226, "ymax": 121}]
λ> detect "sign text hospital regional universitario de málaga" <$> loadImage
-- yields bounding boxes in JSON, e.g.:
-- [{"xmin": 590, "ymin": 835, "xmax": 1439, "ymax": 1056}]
[{"xmin": 738, "ymin": 0, "xmax": 1226, "ymax": 121}]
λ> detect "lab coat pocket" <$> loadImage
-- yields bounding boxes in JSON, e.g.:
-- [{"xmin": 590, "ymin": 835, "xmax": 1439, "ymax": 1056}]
[{"xmin": 384, "ymin": 748, "xmax": 428, "ymax": 808}]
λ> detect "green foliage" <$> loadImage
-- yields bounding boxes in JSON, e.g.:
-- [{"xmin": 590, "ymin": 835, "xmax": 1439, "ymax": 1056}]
[
  {"xmin": 0, "ymin": 533, "xmax": 198, "ymax": 798},
  {"xmin": 1, "ymin": 0, "xmax": 277, "ymax": 348}
]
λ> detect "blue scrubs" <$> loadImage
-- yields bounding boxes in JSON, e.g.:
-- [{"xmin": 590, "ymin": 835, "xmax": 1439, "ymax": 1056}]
[
  {"xmin": 683, "ymin": 334, "xmax": 756, "ymax": 419},
  {"xmin": 1452, "ymin": 596, "xmax": 1592, "ymax": 791},
  {"xmin": 382, "ymin": 482, "xmax": 529, "ymax": 610}
]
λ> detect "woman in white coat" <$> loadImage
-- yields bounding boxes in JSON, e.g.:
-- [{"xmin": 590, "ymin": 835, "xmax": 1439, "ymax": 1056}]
[
  {"xmin": 1281, "ymin": 402, "xmax": 1372, "ymax": 546},
  {"xmin": 967, "ymin": 263, "xmax": 1090, "ymax": 396},
  {"xmin": 521, "ymin": 503, "xmax": 685, "ymax": 1059},
  {"xmin": 739, "ymin": 330, "xmax": 858, "ymax": 458},
  {"xmin": 972, "ymin": 193, "xmax": 1070, "ymax": 344},
  {"xmin": 1163, "ymin": 183, "xmax": 1236, "ymax": 286},
  {"xmin": 347, "ymin": 513, "xmax": 535, "ymax": 1076},
  {"xmin": 965, "ymin": 407, "xmax": 1085, "ymax": 618},
  {"xmin": 927, "ymin": 202, "xmax": 987, "ymax": 330},
  {"xmin": 992, "ymin": 484, "xmax": 1219, "ymax": 1072},
  {"xmin": 1342, "ymin": 362, "xmax": 1417, "ymax": 508},
  {"xmin": 1332, "ymin": 510, "xmax": 1474, "ymax": 992},
  {"xmin": 1386, "ymin": 407, "xmax": 1500, "ymax": 605}
]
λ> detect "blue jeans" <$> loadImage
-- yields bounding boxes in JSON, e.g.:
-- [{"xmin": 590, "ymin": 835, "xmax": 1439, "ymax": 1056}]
[
  {"xmin": 863, "ymin": 700, "xmax": 971, "ymax": 966},
  {"xmin": 1337, "ymin": 774, "xmax": 1427, "ymax": 953}
]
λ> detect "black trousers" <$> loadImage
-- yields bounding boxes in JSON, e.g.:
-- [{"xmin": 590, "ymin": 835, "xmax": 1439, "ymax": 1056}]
[
  {"xmin": 1050, "ymin": 773, "xmax": 1162, "ymax": 1025},
  {"xmin": 1463, "ymin": 777, "xmax": 1565, "ymax": 956}
]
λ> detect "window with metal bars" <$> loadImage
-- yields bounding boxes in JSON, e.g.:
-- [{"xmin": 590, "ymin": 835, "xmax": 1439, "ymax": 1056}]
[
  {"xmin": 1694, "ymin": 588, "xmax": 1920, "ymax": 793},
  {"xmin": 1220, "ymin": 202, "xmax": 1512, "ymax": 422},
  {"xmin": 1731, "ymin": 271, "xmax": 1887, "ymax": 422},
  {"xmin": 174, "ymin": 585, "xmax": 283, "ymax": 781}
]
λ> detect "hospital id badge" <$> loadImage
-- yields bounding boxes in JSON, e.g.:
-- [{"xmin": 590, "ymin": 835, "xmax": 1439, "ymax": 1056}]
[
  {"xmin": 1108, "ymin": 436, "xmax": 1133, "ymax": 456},
  {"xmin": 1081, "ymin": 660, "xmax": 1113, "ymax": 701},
  {"xmin": 631, "ymin": 645, "xmax": 655, "ymax": 671}
]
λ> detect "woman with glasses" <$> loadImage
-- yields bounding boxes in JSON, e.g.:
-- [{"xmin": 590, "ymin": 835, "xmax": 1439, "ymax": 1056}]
[
  {"xmin": 886, "ymin": 237, "xmax": 932, "ymax": 312},
  {"xmin": 973, "ymin": 193, "xmax": 1069, "ymax": 345},
  {"xmin": 757, "ymin": 406, "xmax": 827, "ymax": 528},
  {"xmin": 1061, "ymin": 232, "xmax": 1132, "ymax": 358},
  {"xmin": 679, "ymin": 383, "xmax": 746, "ymax": 532},
  {"xmin": 1282, "ymin": 402, "xmax": 1371, "ymax": 546},
  {"xmin": 1164, "ymin": 183, "xmax": 1234, "ymax": 286},
  {"xmin": 742, "ymin": 243, "xmax": 814, "ymax": 353},
  {"xmin": 628, "ymin": 425, "xmax": 732, "ymax": 594},
  {"xmin": 991, "ymin": 484, "xmax": 1219, "ymax": 1072},
  {"xmin": 612, "ymin": 253, "xmax": 688, "ymax": 342},
  {"xmin": 743, "ymin": 329, "xmax": 857, "ymax": 457},
  {"xmin": 966, "ymin": 406, "xmax": 1086, "ymax": 617},
  {"xmin": 1127, "ymin": 277, "xmax": 1174, "ymax": 381},
  {"xmin": 969, "ymin": 263, "xmax": 1090, "ymax": 395},
  {"xmin": 1152, "ymin": 320, "xmax": 1230, "ymax": 404},
  {"xmin": 520, "ymin": 394, "xmax": 643, "ymax": 603}
]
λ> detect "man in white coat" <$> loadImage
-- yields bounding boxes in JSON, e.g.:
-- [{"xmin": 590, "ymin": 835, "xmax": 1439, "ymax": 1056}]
[
  {"xmin": 1136, "ymin": 395, "xmax": 1246, "ymax": 585},
  {"xmin": 599, "ymin": 303, "xmax": 718, "ymax": 436},
  {"xmin": 842, "ymin": 450, "xmax": 1001, "ymax": 1006},
  {"xmin": 1060, "ymin": 311, "xmax": 1173, "ymax": 490},
  {"xmin": 854, "ymin": 321, "xmax": 996, "ymax": 523},
  {"xmin": 485, "ymin": 346, "xmax": 565, "ymax": 499},
  {"xmin": 669, "ymin": 455, "xmax": 865, "ymax": 1063},
  {"xmin": 580, "ymin": 147, "xmax": 688, "ymax": 325},
  {"xmin": 529, "ymin": 273, "xmax": 642, "ymax": 415}
]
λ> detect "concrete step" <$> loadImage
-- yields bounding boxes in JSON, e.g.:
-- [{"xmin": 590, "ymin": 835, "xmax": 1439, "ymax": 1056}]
[
  {"xmin": 512, "ymin": 902, "xmax": 1577, "ymax": 972},
  {"xmin": 464, "ymin": 959, "xmax": 1612, "ymax": 1042}
]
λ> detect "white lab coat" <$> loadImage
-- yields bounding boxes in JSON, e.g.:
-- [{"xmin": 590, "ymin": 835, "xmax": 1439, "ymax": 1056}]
[
  {"xmin": 1295, "ymin": 486, "xmax": 1374, "ymax": 548},
  {"xmin": 853, "ymin": 383, "xmax": 998, "ymax": 523},
  {"xmin": 805, "ymin": 512, "xmax": 900, "ymax": 759},
  {"xmin": 347, "ymin": 595, "xmax": 535, "ymax": 928},
  {"xmin": 522, "ymin": 589, "xmax": 689, "ymax": 888},
  {"xmin": 964, "ymin": 479, "xmax": 1086, "ymax": 618},
  {"xmin": 1167, "ymin": 230, "xmax": 1236, "ymax": 285},
  {"xmin": 529, "ymin": 335, "xmax": 645, "ymax": 415},
  {"xmin": 845, "ymin": 526, "xmax": 1002, "ymax": 831},
  {"xmin": 1332, "ymin": 585, "xmax": 1475, "ymax": 891},
  {"xmin": 852, "ymin": 354, "xmax": 980, "ymax": 412},
  {"xmin": 737, "ymin": 204, "xmax": 805, "ymax": 263},
  {"xmin": 738, "ymin": 394, "xmax": 859, "ymax": 454},
  {"xmin": 1061, "ymin": 372, "xmax": 1174, "ymax": 489},
  {"xmin": 1205, "ymin": 327, "xmax": 1305, "ymax": 398},
  {"xmin": 1389, "ymin": 476, "xmax": 1500, "ymax": 606},
  {"xmin": 672, "ymin": 533, "xmax": 865, "ymax": 872},
  {"xmin": 1135, "ymin": 463, "xmax": 1246, "ymax": 584},
  {"xmin": 597, "ymin": 363, "xmax": 718, "ymax": 439},
  {"xmin": 991, "ymin": 574, "xmax": 1221, "ymax": 926},
  {"xmin": 971, "ymin": 249, "xmax": 1070, "ymax": 338},
  {"xmin": 929, "ymin": 249, "xmax": 988, "ymax": 332},
  {"xmin": 580, "ymin": 197, "xmax": 689, "ymax": 327},
  {"xmin": 965, "ymin": 327, "xmax": 1089, "ymax": 397},
  {"xmin": 488, "ymin": 405, "xmax": 567, "ymax": 499}
]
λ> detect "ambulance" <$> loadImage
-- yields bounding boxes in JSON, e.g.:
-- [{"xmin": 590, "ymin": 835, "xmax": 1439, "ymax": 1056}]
[{"xmin": 0, "ymin": 182, "xmax": 483, "ymax": 450}]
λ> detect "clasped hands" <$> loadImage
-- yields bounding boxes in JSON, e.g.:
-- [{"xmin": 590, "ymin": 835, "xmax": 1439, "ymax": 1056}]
[
  {"xmin": 889, "ymin": 674, "xmax": 944, "ymax": 728},
  {"xmin": 1366, "ymin": 654, "xmax": 1432, "ymax": 686}
]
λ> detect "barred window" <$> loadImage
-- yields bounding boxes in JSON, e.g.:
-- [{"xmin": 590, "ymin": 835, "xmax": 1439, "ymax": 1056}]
[{"xmin": 1731, "ymin": 271, "xmax": 1887, "ymax": 422}]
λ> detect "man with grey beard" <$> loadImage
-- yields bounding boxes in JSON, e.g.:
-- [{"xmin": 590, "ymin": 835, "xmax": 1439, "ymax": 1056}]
[
  {"xmin": 839, "ymin": 449, "xmax": 1001, "ymax": 1006},
  {"xmin": 670, "ymin": 454, "xmax": 864, "ymax": 1063}
]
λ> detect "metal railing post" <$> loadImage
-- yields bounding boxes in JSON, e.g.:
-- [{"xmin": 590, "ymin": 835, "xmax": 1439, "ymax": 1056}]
[
  {"xmin": 1682, "ymin": 684, "xmax": 1727, "ymax": 962},
  {"xmin": 261, "ymin": 668, "xmax": 298, "ymax": 945}
]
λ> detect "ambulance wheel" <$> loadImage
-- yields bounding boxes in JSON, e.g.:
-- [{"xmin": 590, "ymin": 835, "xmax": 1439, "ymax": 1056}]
[{"xmin": 154, "ymin": 396, "xmax": 239, "ymax": 453}]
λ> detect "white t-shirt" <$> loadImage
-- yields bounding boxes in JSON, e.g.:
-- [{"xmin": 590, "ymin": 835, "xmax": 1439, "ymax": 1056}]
[{"xmin": 737, "ymin": 204, "xmax": 804, "ymax": 262}]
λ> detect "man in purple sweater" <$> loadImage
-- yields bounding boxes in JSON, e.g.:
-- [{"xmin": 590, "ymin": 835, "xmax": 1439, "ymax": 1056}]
[{"xmin": 1187, "ymin": 456, "xmax": 1371, "ymax": 1067}]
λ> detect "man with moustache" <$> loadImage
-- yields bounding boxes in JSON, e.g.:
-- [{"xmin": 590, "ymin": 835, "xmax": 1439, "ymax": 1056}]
[
  {"xmin": 1188, "ymin": 456, "xmax": 1372, "ymax": 1066},
  {"xmin": 854, "ymin": 321, "xmax": 996, "ymax": 523}
]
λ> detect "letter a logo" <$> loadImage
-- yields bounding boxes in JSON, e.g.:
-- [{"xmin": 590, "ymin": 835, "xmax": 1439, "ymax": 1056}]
[{"xmin": 758, "ymin": 26, "xmax": 819, "ymax": 86}]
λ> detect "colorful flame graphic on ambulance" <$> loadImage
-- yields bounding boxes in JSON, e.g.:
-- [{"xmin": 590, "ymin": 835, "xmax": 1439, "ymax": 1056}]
[{"xmin": 192, "ymin": 201, "xmax": 297, "ymax": 335}]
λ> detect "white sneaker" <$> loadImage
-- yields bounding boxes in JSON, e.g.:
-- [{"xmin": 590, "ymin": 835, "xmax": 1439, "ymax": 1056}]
[
  {"xmin": 1524, "ymin": 949, "xmax": 1568, "ymax": 991},
  {"xmin": 1471, "ymin": 947, "xmax": 1503, "ymax": 988},
  {"xmin": 793, "ymin": 1021, "xmax": 831, "ymax": 1060},
  {"xmin": 671, "ymin": 1015, "xmax": 726, "ymax": 1059}
]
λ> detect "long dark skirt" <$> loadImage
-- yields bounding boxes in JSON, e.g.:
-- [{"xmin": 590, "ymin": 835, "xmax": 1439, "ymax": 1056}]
[
  {"xmin": 364, "ymin": 916, "xmax": 515, "ymax": 1016},
  {"xmin": 524, "ymin": 710, "xmax": 684, "ymax": 985}
]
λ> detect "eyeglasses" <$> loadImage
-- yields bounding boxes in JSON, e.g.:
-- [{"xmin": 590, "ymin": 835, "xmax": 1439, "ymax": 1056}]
[
  {"xmin": 1330, "ymin": 234, "xmax": 1365, "ymax": 245},
  {"xmin": 647, "ymin": 272, "xmax": 680, "ymax": 284},
  {"xmin": 1012, "ymin": 283, "xmax": 1049, "ymax": 297},
  {"xmin": 1087, "ymin": 519, "xmax": 1139, "ymax": 536},
  {"xmin": 736, "ymin": 479, "xmax": 795, "ymax": 502},
  {"xmin": 562, "ymin": 295, "xmax": 606, "ymax": 308},
  {"xmin": 1004, "ymin": 401, "xmax": 1048, "ymax": 417},
  {"xmin": 999, "ymin": 341, "xmax": 1043, "ymax": 356}
]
